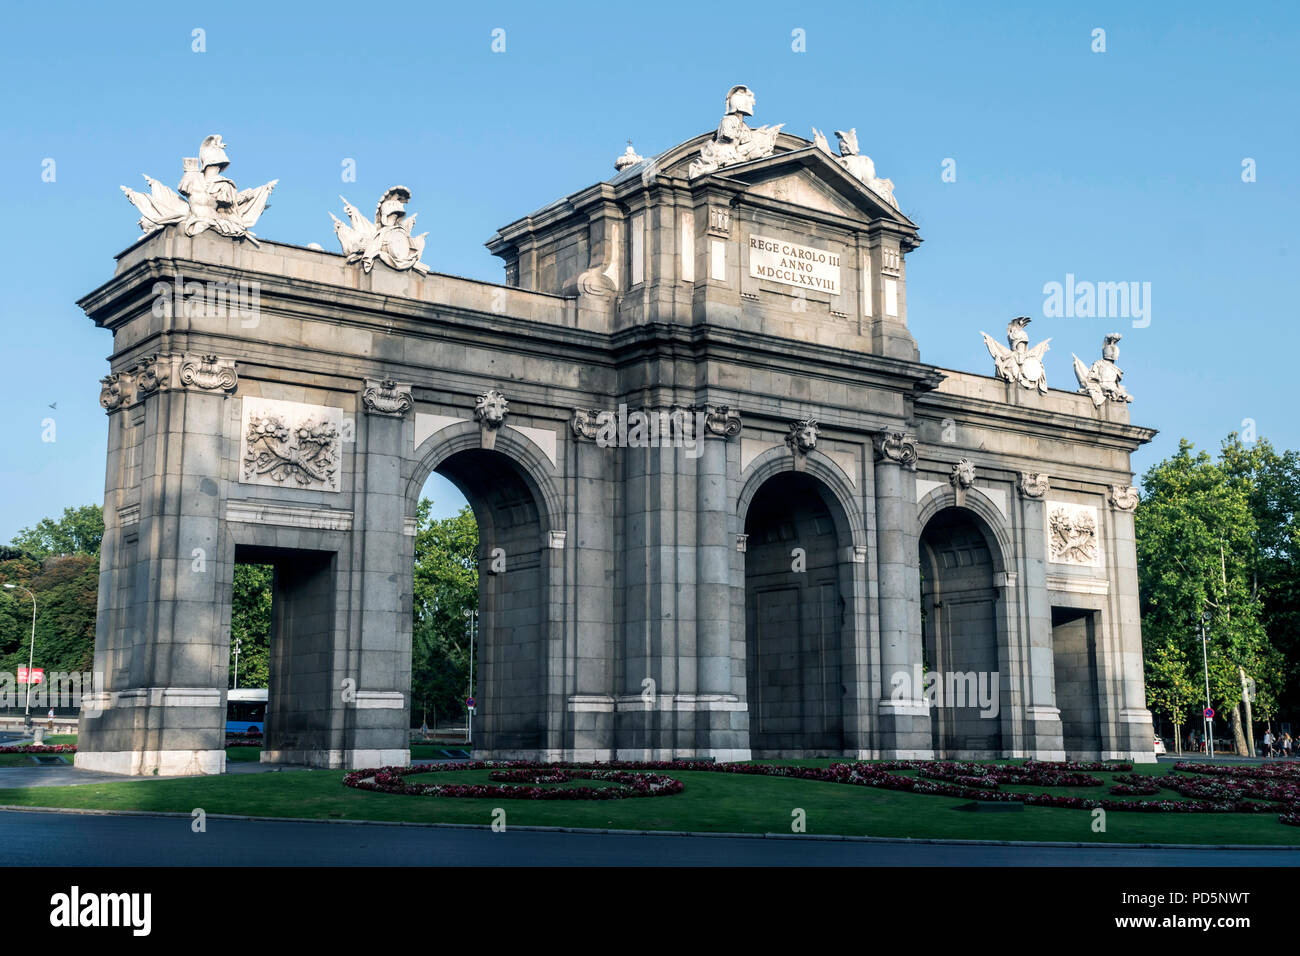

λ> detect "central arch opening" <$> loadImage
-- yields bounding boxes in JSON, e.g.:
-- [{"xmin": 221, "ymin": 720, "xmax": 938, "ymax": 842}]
[
  {"xmin": 742, "ymin": 470, "xmax": 849, "ymax": 756},
  {"xmin": 918, "ymin": 506, "xmax": 1004, "ymax": 757},
  {"xmin": 411, "ymin": 446, "xmax": 549, "ymax": 757}
]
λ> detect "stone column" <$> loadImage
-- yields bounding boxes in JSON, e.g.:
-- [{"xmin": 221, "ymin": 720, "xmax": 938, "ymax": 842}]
[
  {"xmin": 75, "ymin": 354, "xmax": 235, "ymax": 776},
  {"xmin": 1017, "ymin": 472, "xmax": 1064, "ymax": 759},
  {"xmin": 694, "ymin": 404, "xmax": 746, "ymax": 759},
  {"xmin": 348, "ymin": 380, "xmax": 414, "ymax": 768},
  {"xmin": 871, "ymin": 431, "xmax": 931, "ymax": 757},
  {"xmin": 1107, "ymin": 484, "xmax": 1155, "ymax": 762}
]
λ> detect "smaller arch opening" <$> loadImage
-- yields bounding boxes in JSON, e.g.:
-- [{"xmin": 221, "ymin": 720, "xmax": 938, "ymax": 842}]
[
  {"xmin": 919, "ymin": 507, "xmax": 1004, "ymax": 757},
  {"xmin": 743, "ymin": 471, "xmax": 849, "ymax": 756}
]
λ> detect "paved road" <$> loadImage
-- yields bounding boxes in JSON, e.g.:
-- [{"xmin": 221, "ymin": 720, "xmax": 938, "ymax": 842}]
[{"xmin": 1, "ymin": 809, "xmax": 1298, "ymax": 866}]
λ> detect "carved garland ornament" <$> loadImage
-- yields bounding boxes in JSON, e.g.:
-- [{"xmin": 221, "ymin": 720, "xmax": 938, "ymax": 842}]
[
  {"xmin": 132, "ymin": 355, "xmax": 169, "ymax": 396},
  {"xmin": 179, "ymin": 354, "xmax": 237, "ymax": 392},
  {"xmin": 99, "ymin": 373, "xmax": 131, "ymax": 412},
  {"xmin": 872, "ymin": 430, "xmax": 918, "ymax": 469},
  {"xmin": 1109, "ymin": 484, "xmax": 1140, "ymax": 512},
  {"xmin": 1018, "ymin": 472, "xmax": 1050, "ymax": 499},
  {"xmin": 362, "ymin": 379, "xmax": 414, "ymax": 417}
]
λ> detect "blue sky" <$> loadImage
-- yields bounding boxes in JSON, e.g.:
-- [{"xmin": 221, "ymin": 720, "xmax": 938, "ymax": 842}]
[{"xmin": 2, "ymin": 0, "xmax": 1297, "ymax": 538}]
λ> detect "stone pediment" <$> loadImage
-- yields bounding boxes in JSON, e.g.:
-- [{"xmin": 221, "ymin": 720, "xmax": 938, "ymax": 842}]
[
  {"xmin": 646, "ymin": 133, "xmax": 915, "ymax": 229},
  {"xmin": 712, "ymin": 146, "xmax": 917, "ymax": 229}
]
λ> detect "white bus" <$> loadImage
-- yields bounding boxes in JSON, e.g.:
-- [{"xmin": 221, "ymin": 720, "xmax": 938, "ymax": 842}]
[{"xmin": 226, "ymin": 688, "xmax": 267, "ymax": 736}]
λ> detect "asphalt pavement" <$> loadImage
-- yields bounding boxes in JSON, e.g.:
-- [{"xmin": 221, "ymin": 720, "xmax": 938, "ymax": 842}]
[{"xmin": 2, "ymin": 808, "xmax": 1298, "ymax": 866}]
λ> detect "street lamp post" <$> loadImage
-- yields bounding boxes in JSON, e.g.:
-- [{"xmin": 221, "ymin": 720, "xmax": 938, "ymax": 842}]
[
  {"xmin": 464, "ymin": 606, "xmax": 477, "ymax": 745},
  {"xmin": 233, "ymin": 637, "xmax": 242, "ymax": 690},
  {"xmin": 4, "ymin": 584, "xmax": 37, "ymax": 730},
  {"xmin": 1199, "ymin": 611, "xmax": 1214, "ymax": 760}
]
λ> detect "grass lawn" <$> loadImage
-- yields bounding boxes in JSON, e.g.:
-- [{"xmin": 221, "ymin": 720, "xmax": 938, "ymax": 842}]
[
  {"xmin": 3, "ymin": 758, "xmax": 1299, "ymax": 845},
  {"xmin": 0, "ymin": 753, "xmax": 71, "ymax": 767}
]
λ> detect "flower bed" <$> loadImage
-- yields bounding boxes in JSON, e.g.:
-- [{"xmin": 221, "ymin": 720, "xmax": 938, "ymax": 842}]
[
  {"xmin": 0, "ymin": 744, "xmax": 76, "ymax": 754},
  {"xmin": 224, "ymin": 739, "xmax": 263, "ymax": 748},
  {"xmin": 339, "ymin": 756, "xmax": 1300, "ymax": 823},
  {"xmin": 344, "ymin": 761, "xmax": 684, "ymax": 800}
]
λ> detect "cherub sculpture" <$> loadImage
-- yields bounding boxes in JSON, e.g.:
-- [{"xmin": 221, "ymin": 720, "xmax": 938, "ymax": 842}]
[
  {"xmin": 981, "ymin": 317, "xmax": 1051, "ymax": 394},
  {"xmin": 1073, "ymin": 333, "xmax": 1133, "ymax": 407},
  {"xmin": 121, "ymin": 135, "xmax": 277, "ymax": 245},
  {"xmin": 331, "ymin": 186, "xmax": 429, "ymax": 274}
]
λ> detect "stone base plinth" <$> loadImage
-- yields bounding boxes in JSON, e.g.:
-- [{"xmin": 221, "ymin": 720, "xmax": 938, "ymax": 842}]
[{"xmin": 74, "ymin": 749, "xmax": 226, "ymax": 776}]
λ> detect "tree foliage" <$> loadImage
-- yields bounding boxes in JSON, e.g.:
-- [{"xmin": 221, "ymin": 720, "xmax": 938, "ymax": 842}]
[
  {"xmin": 230, "ymin": 563, "xmax": 272, "ymax": 689},
  {"xmin": 411, "ymin": 499, "xmax": 479, "ymax": 726},
  {"xmin": 11, "ymin": 505, "xmax": 103, "ymax": 560},
  {"xmin": 1137, "ymin": 436, "xmax": 1291, "ymax": 750},
  {"xmin": 0, "ymin": 554, "xmax": 98, "ymax": 688}
]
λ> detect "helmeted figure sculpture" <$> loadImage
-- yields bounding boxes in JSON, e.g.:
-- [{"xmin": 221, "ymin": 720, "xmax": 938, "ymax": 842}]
[
  {"xmin": 688, "ymin": 85, "xmax": 783, "ymax": 178},
  {"xmin": 121, "ymin": 135, "xmax": 277, "ymax": 245},
  {"xmin": 331, "ymin": 186, "xmax": 429, "ymax": 274},
  {"xmin": 812, "ymin": 126, "xmax": 898, "ymax": 209},
  {"xmin": 1074, "ymin": 333, "xmax": 1133, "ymax": 407},
  {"xmin": 981, "ymin": 316, "xmax": 1051, "ymax": 394}
]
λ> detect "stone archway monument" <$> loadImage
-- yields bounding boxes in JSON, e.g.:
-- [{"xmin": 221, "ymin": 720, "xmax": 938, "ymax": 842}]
[{"xmin": 78, "ymin": 90, "xmax": 1157, "ymax": 775}]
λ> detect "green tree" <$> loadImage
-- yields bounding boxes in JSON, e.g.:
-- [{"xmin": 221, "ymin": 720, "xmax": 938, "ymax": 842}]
[
  {"xmin": 1, "ymin": 505, "xmax": 103, "ymax": 710},
  {"xmin": 0, "ymin": 553, "xmax": 98, "ymax": 710},
  {"xmin": 1137, "ymin": 438, "xmax": 1276, "ymax": 754},
  {"xmin": 230, "ymin": 563, "xmax": 272, "ymax": 688},
  {"xmin": 1219, "ymin": 434, "xmax": 1300, "ymax": 722},
  {"xmin": 411, "ymin": 499, "xmax": 478, "ymax": 728},
  {"xmin": 11, "ymin": 505, "xmax": 103, "ymax": 559},
  {"xmin": 1145, "ymin": 638, "xmax": 1197, "ymax": 754}
]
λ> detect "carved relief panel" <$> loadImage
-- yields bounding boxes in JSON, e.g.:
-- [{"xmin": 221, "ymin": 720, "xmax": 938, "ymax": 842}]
[
  {"xmin": 1045, "ymin": 501, "xmax": 1102, "ymax": 567},
  {"xmin": 239, "ymin": 397, "xmax": 344, "ymax": 493}
]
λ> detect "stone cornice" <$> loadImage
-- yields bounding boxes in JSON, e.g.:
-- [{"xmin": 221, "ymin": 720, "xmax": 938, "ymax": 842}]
[{"xmin": 915, "ymin": 389, "xmax": 1157, "ymax": 451}]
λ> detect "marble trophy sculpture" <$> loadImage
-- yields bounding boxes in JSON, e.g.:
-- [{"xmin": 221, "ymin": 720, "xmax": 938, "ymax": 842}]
[
  {"xmin": 688, "ymin": 85, "xmax": 783, "ymax": 177},
  {"xmin": 331, "ymin": 186, "xmax": 429, "ymax": 274},
  {"xmin": 121, "ymin": 135, "xmax": 278, "ymax": 245},
  {"xmin": 981, "ymin": 316, "xmax": 1051, "ymax": 394},
  {"xmin": 1073, "ymin": 333, "xmax": 1133, "ymax": 407},
  {"xmin": 812, "ymin": 127, "xmax": 899, "ymax": 209}
]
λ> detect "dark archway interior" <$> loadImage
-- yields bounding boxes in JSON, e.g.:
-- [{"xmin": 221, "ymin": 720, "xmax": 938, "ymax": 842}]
[
  {"xmin": 233, "ymin": 544, "xmax": 336, "ymax": 757},
  {"xmin": 743, "ymin": 471, "xmax": 846, "ymax": 755},
  {"xmin": 434, "ymin": 448, "xmax": 548, "ymax": 754},
  {"xmin": 1051, "ymin": 605, "xmax": 1102, "ymax": 757},
  {"xmin": 919, "ymin": 507, "xmax": 1002, "ymax": 756}
]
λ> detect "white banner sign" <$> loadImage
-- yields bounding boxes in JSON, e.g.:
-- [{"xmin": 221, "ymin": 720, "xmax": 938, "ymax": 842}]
[{"xmin": 748, "ymin": 235, "xmax": 841, "ymax": 295}]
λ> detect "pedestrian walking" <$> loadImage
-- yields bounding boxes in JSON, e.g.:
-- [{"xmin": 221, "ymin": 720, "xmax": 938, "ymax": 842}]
[{"xmin": 1264, "ymin": 730, "xmax": 1274, "ymax": 758}]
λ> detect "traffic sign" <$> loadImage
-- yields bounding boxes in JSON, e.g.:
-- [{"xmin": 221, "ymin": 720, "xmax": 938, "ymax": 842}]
[
  {"xmin": 466, "ymin": 697, "xmax": 475, "ymax": 709},
  {"xmin": 17, "ymin": 667, "xmax": 43, "ymax": 685},
  {"xmin": 1203, "ymin": 707, "xmax": 1215, "ymax": 719}
]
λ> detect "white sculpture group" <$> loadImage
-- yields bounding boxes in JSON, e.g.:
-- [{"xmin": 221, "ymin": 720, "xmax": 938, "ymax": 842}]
[
  {"xmin": 121, "ymin": 135, "xmax": 277, "ymax": 246},
  {"xmin": 331, "ymin": 187, "xmax": 429, "ymax": 274},
  {"xmin": 688, "ymin": 85, "xmax": 784, "ymax": 178},
  {"xmin": 812, "ymin": 127, "xmax": 898, "ymax": 209},
  {"xmin": 121, "ymin": 134, "xmax": 429, "ymax": 274},
  {"xmin": 981, "ymin": 318, "xmax": 1134, "ymax": 407}
]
